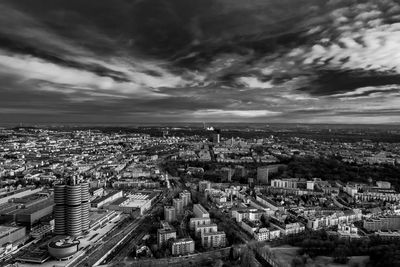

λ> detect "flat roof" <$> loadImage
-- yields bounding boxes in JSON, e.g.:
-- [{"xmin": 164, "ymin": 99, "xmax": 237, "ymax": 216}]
[
  {"xmin": 173, "ymin": 237, "xmax": 194, "ymax": 243},
  {"xmin": 15, "ymin": 198, "xmax": 54, "ymax": 215},
  {"xmin": 91, "ymin": 191, "xmax": 122, "ymax": 204},
  {"xmin": 109, "ymin": 197, "xmax": 128, "ymax": 206},
  {"xmin": 202, "ymin": 231, "xmax": 225, "ymax": 237},
  {"xmin": 194, "ymin": 204, "xmax": 208, "ymax": 214},
  {"xmin": 16, "ymin": 249, "xmax": 50, "ymax": 264},
  {"xmin": 0, "ymin": 225, "xmax": 22, "ymax": 238}
]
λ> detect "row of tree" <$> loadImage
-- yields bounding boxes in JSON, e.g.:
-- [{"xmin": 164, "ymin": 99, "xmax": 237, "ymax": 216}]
[{"xmin": 287, "ymin": 230, "xmax": 400, "ymax": 266}]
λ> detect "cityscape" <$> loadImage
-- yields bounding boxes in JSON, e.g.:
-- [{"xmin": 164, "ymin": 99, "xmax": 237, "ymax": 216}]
[
  {"xmin": 2, "ymin": 0, "xmax": 400, "ymax": 266},
  {"xmin": 0, "ymin": 125, "xmax": 398, "ymax": 266}
]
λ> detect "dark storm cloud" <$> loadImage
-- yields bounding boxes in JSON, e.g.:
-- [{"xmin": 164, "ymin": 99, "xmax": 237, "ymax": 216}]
[
  {"xmin": 1, "ymin": 0, "xmax": 400, "ymax": 123},
  {"xmin": 298, "ymin": 70, "xmax": 400, "ymax": 96}
]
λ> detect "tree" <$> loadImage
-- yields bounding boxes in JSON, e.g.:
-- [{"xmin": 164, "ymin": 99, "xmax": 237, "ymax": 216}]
[{"xmin": 333, "ymin": 245, "xmax": 349, "ymax": 264}]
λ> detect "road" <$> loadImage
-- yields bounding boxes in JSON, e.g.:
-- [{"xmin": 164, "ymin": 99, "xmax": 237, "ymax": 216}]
[
  {"xmin": 71, "ymin": 216, "xmax": 144, "ymax": 267},
  {"xmin": 97, "ymin": 184, "xmax": 180, "ymax": 265}
]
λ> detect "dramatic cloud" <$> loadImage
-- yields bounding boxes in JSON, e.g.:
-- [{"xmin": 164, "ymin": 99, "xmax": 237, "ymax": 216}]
[{"xmin": 1, "ymin": 0, "xmax": 400, "ymax": 123}]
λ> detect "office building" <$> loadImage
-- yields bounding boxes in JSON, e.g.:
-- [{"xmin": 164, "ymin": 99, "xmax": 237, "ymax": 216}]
[
  {"xmin": 171, "ymin": 238, "xmax": 195, "ymax": 256},
  {"xmin": 193, "ymin": 204, "xmax": 209, "ymax": 218},
  {"xmin": 54, "ymin": 178, "xmax": 90, "ymax": 237},
  {"xmin": 164, "ymin": 206, "xmax": 176, "ymax": 222}
]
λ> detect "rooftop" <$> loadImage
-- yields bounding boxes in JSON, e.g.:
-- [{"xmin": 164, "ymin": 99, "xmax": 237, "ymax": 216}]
[
  {"xmin": 0, "ymin": 225, "xmax": 22, "ymax": 238},
  {"xmin": 48, "ymin": 238, "xmax": 79, "ymax": 249}
]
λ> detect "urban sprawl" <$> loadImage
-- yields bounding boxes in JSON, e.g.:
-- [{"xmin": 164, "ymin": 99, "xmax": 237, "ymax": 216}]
[{"xmin": 0, "ymin": 125, "xmax": 399, "ymax": 267}]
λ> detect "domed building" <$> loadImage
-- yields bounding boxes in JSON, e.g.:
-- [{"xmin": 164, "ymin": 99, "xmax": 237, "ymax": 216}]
[{"xmin": 48, "ymin": 238, "xmax": 79, "ymax": 260}]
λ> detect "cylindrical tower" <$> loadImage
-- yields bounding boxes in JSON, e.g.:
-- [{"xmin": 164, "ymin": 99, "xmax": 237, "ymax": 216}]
[
  {"xmin": 66, "ymin": 185, "xmax": 82, "ymax": 236},
  {"xmin": 67, "ymin": 205, "xmax": 82, "ymax": 237},
  {"xmin": 54, "ymin": 205, "xmax": 66, "ymax": 235},
  {"xmin": 80, "ymin": 182, "xmax": 89, "ymax": 202},
  {"xmin": 54, "ymin": 184, "xmax": 66, "ymax": 205},
  {"xmin": 54, "ymin": 184, "xmax": 66, "ymax": 235},
  {"xmin": 54, "ymin": 180, "xmax": 90, "ymax": 237},
  {"xmin": 80, "ymin": 182, "xmax": 90, "ymax": 231},
  {"xmin": 66, "ymin": 185, "xmax": 81, "ymax": 206},
  {"xmin": 81, "ymin": 202, "xmax": 90, "ymax": 231}
]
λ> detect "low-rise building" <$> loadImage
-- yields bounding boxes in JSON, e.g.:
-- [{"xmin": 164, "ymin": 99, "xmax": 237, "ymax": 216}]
[
  {"xmin": 91, "ymin": 191, "xmax": 123, "ymax": 208},
  {"xmin": 364, "ymin": 215, "xmax": 400, "ymax": 231}
]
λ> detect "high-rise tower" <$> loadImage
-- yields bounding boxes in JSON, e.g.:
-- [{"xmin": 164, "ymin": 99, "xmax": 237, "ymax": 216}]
[{"xmin": 54, "ymin": 177, "xmax": 90, "ymax": 237}]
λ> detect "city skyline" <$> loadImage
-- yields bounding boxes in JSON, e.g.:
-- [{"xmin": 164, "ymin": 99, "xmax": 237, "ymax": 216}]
[{"xmin": 1, "ymin": 0, "xmax": 400, "ymax": 124}]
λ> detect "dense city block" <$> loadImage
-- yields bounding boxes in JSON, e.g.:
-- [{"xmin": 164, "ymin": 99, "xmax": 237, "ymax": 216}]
[{"xmin": 0, "ymin": 125, "xmax": 399, "ymax": 266}]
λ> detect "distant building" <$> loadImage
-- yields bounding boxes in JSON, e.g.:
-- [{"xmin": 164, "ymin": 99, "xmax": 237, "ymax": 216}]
[
  {"xmin": 91, "ymin": 191, "xmax": 123, "ymax": 208},
  {"xmin": 231, "ymin": 208, "xmax": 264, "ymax": 223},
  {"xmin": 306, "ymin": 209, "xmax": 362, "ymax": 230},
  {"xmin": 256, "ymin": 195, "xmax": 284, "ymax": 212},
  {"xmin": 193, "ymin": 204, "xmax": 209, "ymax": 218},
  {"xmin": 171, "ymin": 238, "xmax": 195, "ymax": 256},
  {"xmin": 212, "ymin": 131, "xmax": 220, "ymax": 144},
  {"xmin": 364, "ymin": 215, "xmax": 400, "ymax": 231},
  {"xmin": 164, "ymin": 206, "xmax": 176, "ymax": 223},
  {"xmin": 106, "ymin": 191, "xmax": 158, "ymax": 215},
  {"xmin": 90, "ymin": 188, "xmax": 104, "ymax": 198},
  {"xmin": 270, "ymin": 178, "xmax": 298, "ymax": 189},
  {"xmin": 0, "ymin": 187, "xmax": 42, "ymax": 205},
  {"xmin": 179, "ymin": 190, "xmax": 191, "ymax": 207},
  {"xmin": 173, "ymin": 198, "xmax": 184, "ymax": 215},
  {"xmin": 254, "ymin": 228, "xmax": 270, "ymax": 241},
  {"xmin": 234, "ymin": 165, "xmax": 246, "ymax": 178},
  {"xmin": 257, "ymin": 165, "xmax": 282, "ymax": 185},
  {"xmin": 376, "ymin": 181, "xmax": 391, "ymax": 189},
  {"xmin": 257, "ymin": 166, "xmax": 271, "ymax": 185},
  {"xmin": 219, "ymin": 167, "xmax": 233, "ymax": 182},
  {"xmin": 199, "ymin": 181, "xmax": 211, "ymax": 193},
  {"xmin": 337, "ymin": 224, "xmax": 360, "ymax": 239},
  {"xmin": 306, "ymin": 181, "xmax": 315, "ymax": 190}
]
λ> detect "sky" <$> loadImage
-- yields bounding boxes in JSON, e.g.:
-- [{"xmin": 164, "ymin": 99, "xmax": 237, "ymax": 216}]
[{"xmin": 1, "ymin": 0, "xmax": 400, "ymax": 124}]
